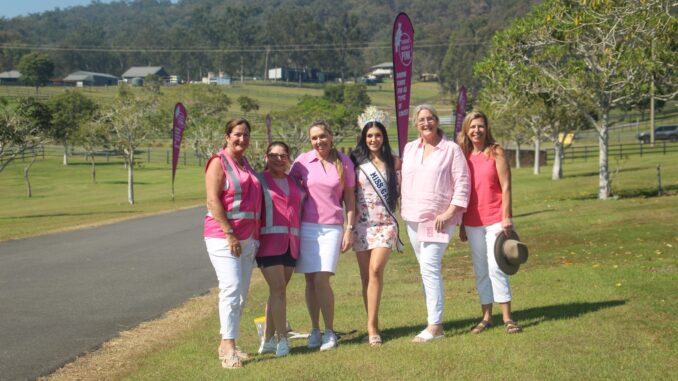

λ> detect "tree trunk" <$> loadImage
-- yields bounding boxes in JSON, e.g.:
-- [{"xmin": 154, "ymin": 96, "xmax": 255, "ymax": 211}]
[
  {"xmin": 598, "ymin": 117, "xmax": 610, "ymax": 199},
  {"xmin": 127, "ymin": 152, "xmax": 135, "ymax": 205},
  {"xmin": 63, "ymin": 142, "xmax": 69, "ymax": 166},
  {"xmin": 552, "ymin": 142, "xmax": 563, "ymax": 180},
  {"xmin": 24, "ymin": 156, "xmax": 37, "ymax": 197},
  {"xmin": 533, "ymin": 138, "xmax": 541, "ymax": 175},
  {"xmin": 90, "ymin": 155, "xmax": 97, "ymax": 184},
  {"xmin": 515, "ymin": 142, "xmax": 521, "ymax": 169}
]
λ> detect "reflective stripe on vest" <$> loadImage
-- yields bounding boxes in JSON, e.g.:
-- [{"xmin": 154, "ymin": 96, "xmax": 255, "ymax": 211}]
[
  {"xmin": 258, "ymin": 173, "xmax": 303, "ymax": 236},
  {"xmin": 221, "ymin": 153, "xmax": 256, "ymax": 220}
]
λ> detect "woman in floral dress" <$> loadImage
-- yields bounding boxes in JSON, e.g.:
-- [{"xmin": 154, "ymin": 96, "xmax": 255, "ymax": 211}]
[{"xmin": 350, "ymin": 107, "xmax": 402, "ymax": 346}]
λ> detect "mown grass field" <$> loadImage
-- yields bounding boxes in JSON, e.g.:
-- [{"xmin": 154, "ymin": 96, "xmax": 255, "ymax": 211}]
[{"xmin": 16, "ymin": 150, "xmax": 674, "ymax": 380}]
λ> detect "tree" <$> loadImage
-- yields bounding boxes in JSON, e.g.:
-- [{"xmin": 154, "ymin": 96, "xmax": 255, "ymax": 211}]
[
  {"xmin": 47, "ymin": 91, "xmax": 98, "ymax": 165},
  {"xmin": 184, "ymin": 85, "xmax": 232, "ymax": 164},
  {"xmin": 17, "ymin": 53, "xmax": 55, "ymax": 94},
  {"xmin": 99, "ymin": 85, "xmax": 160, "ymax": 205},
  {"xmin": 237, "ymin": 96, "xmax": 259, "ymax": 116},
  {"xmin": 0, "ymin": 98, "xmax": 51, "ymax": 176},
  {"xmin": 0, "ymin": 98, "xmax": 52, "ymax": 196},
  {"xmin": 76, "ymin": 116, "xmax": 110, "ymax": 184},
  {"xmin": 474, "ymin": 0, "xmax": 677, "ymax": 198}
]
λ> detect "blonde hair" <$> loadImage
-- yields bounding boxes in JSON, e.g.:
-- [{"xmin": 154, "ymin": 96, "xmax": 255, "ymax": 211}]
[
  {"xmin": 457, "ymin": 110, "xmax": 499, "ymax": 156},
  {"xmin": 309, "ymin": 120, "xmax": 344, "ymax": 187}
]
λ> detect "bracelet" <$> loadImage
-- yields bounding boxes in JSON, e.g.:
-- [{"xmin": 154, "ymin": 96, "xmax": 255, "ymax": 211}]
[
  {"xmin": 224, "ymin": 228, "xmax": 234, "ymax": 235},
  {"xmin": 346, "ymin": 224, "xmax": 354, "ymax": 232}
]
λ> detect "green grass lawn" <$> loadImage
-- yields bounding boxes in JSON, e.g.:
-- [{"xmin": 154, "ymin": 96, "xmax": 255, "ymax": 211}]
[{"xmin": 19, "ymin": 152, "xmax": 673, "ymax": 380}]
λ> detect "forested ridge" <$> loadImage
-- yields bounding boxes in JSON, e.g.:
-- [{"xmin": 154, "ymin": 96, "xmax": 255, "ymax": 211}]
[{"xmin": 0, "ymin": 0, "xmax": 539, "ymax": 93}]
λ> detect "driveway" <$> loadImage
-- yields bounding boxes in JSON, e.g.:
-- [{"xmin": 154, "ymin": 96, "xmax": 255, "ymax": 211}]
[{"xmin": 0, "ymin": 207, "xmax": 214, "ymax": 381}]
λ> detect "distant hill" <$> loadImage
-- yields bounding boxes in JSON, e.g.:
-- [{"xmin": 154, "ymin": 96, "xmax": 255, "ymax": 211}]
[{"xmin": 0, "ymin": 0, "xmax": 540, "ymax": 93}]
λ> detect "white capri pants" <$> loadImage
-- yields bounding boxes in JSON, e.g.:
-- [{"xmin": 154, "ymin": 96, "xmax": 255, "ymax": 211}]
[
  {"xmin": 295, "ymin": 222, "xmax": 343, "ymax": 274},
  {"xmin": 205, "ymin": 236, "xmax": 258, "ymax": 340},
  {"xmin": 465, "ymin": 222, "xmax": 512, "ymax": 305},
  {"xmin": 406, "ymin": 221, "xmax": 456, "ymax": 326}
]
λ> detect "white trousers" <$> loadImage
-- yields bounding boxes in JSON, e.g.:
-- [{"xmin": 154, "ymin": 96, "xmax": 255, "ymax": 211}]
[
  {"xmin": 466, "ymin": 223, "xmax": 512, "ymax": 304},
  {"xmin": 205, "ymin": 236, "xmax": 257, "ymax": 340},
  {"xmin": 406, "ymin": 221, "xmax": 455, "ymax": 325}
]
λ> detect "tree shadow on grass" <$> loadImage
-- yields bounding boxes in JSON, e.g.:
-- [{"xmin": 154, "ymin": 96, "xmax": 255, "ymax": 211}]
[
  {"xmin": 573, "ymin": 184, "xmax": 677, "ymax": 200},
  {"xmin": 567, "ymin": 166, "xmax": 646, "ymax": 179},
  {"xmin": 340, "ymin": 300, "xmax": 627, "ymax": 343},
  {"xmin": 513, "ymin": 209, "xmax": 554, "ymax": 219}
]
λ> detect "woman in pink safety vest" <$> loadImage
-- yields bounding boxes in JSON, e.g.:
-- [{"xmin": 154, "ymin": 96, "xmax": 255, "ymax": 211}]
[
  {"xmin": 204, "ymin": 118, "xmax": 262, "ymax": 369},
  {"xmin": 255, "ymin": 142, "xmax": 304, "ymax": 358}
]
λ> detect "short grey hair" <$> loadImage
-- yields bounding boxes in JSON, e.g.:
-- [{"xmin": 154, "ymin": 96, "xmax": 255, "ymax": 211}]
[{"xmin": 412, "ymin": 104, "xmax": 440, "ymax": 124}]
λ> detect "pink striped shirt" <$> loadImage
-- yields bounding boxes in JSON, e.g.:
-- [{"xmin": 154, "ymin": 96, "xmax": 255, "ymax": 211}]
[{"xmin": 400, "ymin": 136, "xmax": 470, "ymax": 225}]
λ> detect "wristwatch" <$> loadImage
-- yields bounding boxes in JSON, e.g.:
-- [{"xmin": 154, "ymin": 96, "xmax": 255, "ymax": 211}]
[
  {"xmin": 346, "ymin": 224, "xmax": 355, "ymax": 231},
  {"xmin": 224, "ymin": 228, "xmax": 234, "ymax": 235}
]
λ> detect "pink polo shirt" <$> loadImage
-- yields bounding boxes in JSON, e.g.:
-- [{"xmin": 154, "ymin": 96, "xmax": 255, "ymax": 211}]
[
  {"xmin": 400, "ymin": 136, "xmax": 470, "ymax": 225},
  {"xmin": 289, "ymin": 150, "xmax": 355, "ymax": 225}
]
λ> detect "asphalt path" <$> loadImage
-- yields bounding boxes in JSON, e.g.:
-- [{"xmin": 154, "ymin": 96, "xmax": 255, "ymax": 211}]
[{"xmin": 0, "ymin": 207, "xmax": 215, "ymax": 381}]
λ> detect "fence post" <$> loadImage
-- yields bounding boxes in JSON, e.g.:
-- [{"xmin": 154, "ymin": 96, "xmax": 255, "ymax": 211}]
[
  {"xmin": 147, "ymin": 148, "xmax": 151, "ymax": 163},
  {"xmin": 663, "ymin": 141, "xmax": 666, "ymax": 155},
  {"xmin": 640, "ymin": 142, "xmax": 643, "ymax": 158},
  {"xmin": 584, "ymin": 146, "xmax": 587, "ymax": 162},
  {"xmin": 183, "ymin": 151, "xmax": 187, "ymax": 166},
  {"xmin": 41, "ymin": 146, "xmax": 45, "ymax": 160},
  {"xmin": 619, "ymin": 144, "xmax": 622, "ymax": 159},
  {"xmin": 657, "ymin": 164, "xmax": 662, "ymax": 196}
]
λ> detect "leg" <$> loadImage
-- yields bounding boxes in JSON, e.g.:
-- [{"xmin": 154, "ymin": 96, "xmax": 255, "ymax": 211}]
[
  {"xmin": 312, "ymin": 272, "xmax": 335, "ymax": 331},
  {"xmin": 205, "ymin": 238, "xmax": 243, "ymax": 362},
  {"xmin": 260, "ymin": 265, "xmax": 288, "ymax": 340},
  {"xmin": 305, "ymin": 273, "xmax": 321, "ymax": 330},
  {"xmin": 484, "ymin": 223, "xmax": 513, "ymax": 306},
  {"xmin": 356, "ymin": 250, "xmax": 371, "ymax": 313},
  {"xmin": 366, "ymin": 247, "xmax": 391, "ymax": 336}
]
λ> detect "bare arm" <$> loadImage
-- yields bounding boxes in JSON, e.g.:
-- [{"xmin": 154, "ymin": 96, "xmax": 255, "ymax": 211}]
[
  {"xmin": 494, "ymin": 146, "xmax": 513, "ymax": 237},
  {"xmin": 205, "ymin": 158, "xmax": 241, "ymax": 256},
  {"xmin": 341, "ymin": 185, "xmax": 356, "ymax": 252}
]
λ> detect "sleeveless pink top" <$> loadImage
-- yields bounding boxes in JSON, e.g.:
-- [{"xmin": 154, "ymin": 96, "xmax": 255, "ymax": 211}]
[
  {"xmin": 203, "ymin": 149, "xmax": 262, "ymax": 240},
  {"xmin": 463, "ymin": 152, "xmax": 503, "ymax": 227}
]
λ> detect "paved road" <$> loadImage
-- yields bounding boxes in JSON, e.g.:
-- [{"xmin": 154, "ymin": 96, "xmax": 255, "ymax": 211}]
[{"xmin": 0, "ymin": 207, "xmax": 215, "ymax": 381}]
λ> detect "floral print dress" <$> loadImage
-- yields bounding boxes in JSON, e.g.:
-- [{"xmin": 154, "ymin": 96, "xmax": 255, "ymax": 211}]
[{"xmin": 352, "ymin": 165, "xmax": 397, "ymax": 251}]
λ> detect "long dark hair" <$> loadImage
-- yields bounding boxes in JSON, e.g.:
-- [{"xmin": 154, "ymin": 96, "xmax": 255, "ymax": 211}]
[{"xmin": 350, "ymin": 121, "xmax": 399, "ymax": 210}]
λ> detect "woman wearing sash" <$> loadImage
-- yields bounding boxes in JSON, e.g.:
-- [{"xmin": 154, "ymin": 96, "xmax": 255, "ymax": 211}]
[
  {"xmin": 204, "ymin": 118, "xmax": 262, "ymax": 369},
  {"xmin": 289, "ymin": 120, "xmax": 356, "ymax": 352},
  {"xmin": 400, "ymin": 104, "xmax": 470, "ymax": 343},
  {"xmin": 256, "ymin": 142, "xmax": 304, "ymax": 357},
  {"xmin": 350, "ymin": 107, "xmax": 402, "ymax": 347}
]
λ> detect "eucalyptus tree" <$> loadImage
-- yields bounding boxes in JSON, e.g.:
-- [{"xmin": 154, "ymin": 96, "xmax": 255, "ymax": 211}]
[
  {"xmin": 47, "ymin": 90, "xmax": 98, "ymax": 166},
  {"xmin": 475, "ymin": 0, "xmax": 677, "ymax": 198},
  {"xmin": 99, "ymin": 85, "xmax": 160, "ymax": 205},
  {"xmin": 184, "ymin": 85, "xmax": 232, "ymax": 163}
]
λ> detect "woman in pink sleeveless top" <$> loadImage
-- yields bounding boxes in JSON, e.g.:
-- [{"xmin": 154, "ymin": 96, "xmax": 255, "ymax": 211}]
[
  {"xmin": 255, "ymin": 142, "xmax": 303, "ymax": 358},
  {"xmin": 204, "ymin": 118, "xmax": 262, "ymax": 368},
  {"xmin": 457, "ymin": 111, "xmax": 522, "ymax": 334}
]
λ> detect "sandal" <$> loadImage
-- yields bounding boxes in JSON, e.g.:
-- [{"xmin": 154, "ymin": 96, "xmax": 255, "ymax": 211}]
[
  {"xmin": 471, "ymin": 320, "xmax": 493, "ymax": 334},
  {"xmin": 219, "ymin": 347, "xmax": 250, "ymax": 361},
  {"xmin": 220, "ymin": 351, "xmax": 243, "ymax": 369},
  {"xmin": 412, "ymin": 329, "xmax": 444, "ymax": 343},
  {"xmin": 504, "ymin": 320, "xmax": 523, "ymax": 334},
  {"xmin": 368, "ymin": 335, "xmax": 383, "ymax": 347}
]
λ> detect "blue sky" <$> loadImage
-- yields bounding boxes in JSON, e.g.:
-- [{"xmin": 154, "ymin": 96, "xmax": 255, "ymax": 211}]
[{"xmin": 0, "ymin": 1, "xmax": 113, "ymax": 19}]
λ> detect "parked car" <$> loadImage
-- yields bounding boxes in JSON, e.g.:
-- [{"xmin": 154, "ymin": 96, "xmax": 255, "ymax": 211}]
[{"xmin": 637, "ymin": 125, "xmax": 678, "ymax": 143}]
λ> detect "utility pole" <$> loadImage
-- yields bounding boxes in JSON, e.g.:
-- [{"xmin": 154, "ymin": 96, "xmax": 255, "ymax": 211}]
[{"xmin": 650, "ymin": 38, "xmax": 656, "ymax": 146}]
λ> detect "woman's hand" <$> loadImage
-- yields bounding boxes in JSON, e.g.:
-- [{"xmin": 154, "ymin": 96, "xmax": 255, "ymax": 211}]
[
  {"xmin": 227, "ymin": 233, "xmax": 242, "ymax": 257},
  {"xmin": 341, "ymin": 229, "xmax": 353, "ymax": 253},
  {"xmin": 459, "ymin": 225, "xmax": 468, "ymax": 242},
  {"xmin": 435, "ymin": 212, "xmax": 452, "ymax": 232},
  {"xmin": 501, "ymin": 218, "xmax": 513, "ymax": 237}
]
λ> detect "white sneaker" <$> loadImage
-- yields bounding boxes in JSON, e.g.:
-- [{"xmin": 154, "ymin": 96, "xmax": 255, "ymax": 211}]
[
  {"xmin": 320, "ymin": 329, "xmax": 337, "ymax": 351},
  {"xmin": 307, "ymin": 328, "xmax": 321, "ymax": 349},
  {"xmin": 276, "ymin": 337, "xmax": 290, "ymax": 357},
  {"xmin": 258, "ymin": 336, "xmax": 277, "ymax": 354}
]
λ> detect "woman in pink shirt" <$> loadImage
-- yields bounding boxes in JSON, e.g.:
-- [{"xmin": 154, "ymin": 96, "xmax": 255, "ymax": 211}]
[
  {"xmin": 204, "ymin": 118, "xmax": 262, "ymax": 369},
  {"xmin": 458, "ymin": 111, "xmax": 522, "ymax": 334},
  {"xmin": 400, "ymin": 104, "xmax": 470, "ymax": 342},
  {"xmin": 256, "ymin": 142, "xmax": 304, "ymax": 357},
  {"xmin": 289, "ymin": 121, "xmax": 356, "ymax": 351}
]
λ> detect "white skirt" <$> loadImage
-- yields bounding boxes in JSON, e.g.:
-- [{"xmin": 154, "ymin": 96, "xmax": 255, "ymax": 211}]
[{"xmin": 295, "ymin": 222, "xmax": 343, "ymax": 274}]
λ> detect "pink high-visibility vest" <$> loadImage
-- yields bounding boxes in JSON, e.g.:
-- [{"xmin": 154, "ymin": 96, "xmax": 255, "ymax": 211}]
[
  {"xmin": 256, "ymin": 171, "xmax": 304, "ymax": 258},
  {"xmin": 204, "ymin": 149, "xmax": 262, "ymax": 240}
]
